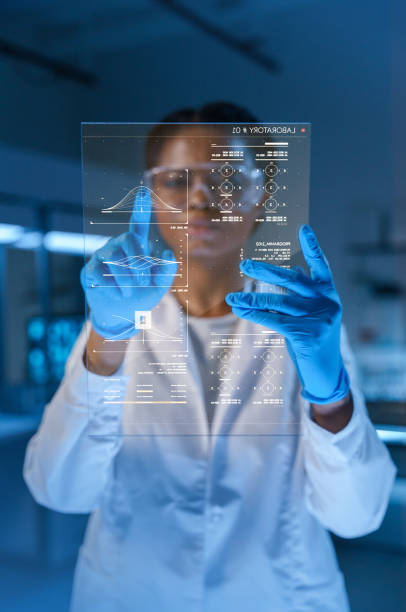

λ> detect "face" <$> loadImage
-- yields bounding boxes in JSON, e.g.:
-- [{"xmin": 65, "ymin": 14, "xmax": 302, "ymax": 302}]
[{"xmin": 147, "ymin": 125, "xmax": 264, "ymax": 259}]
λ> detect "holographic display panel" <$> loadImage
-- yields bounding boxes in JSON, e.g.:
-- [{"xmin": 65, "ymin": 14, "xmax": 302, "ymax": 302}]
[{"xmin": 82, "ymin": 122, "xmax": 311, "ymax": 435}]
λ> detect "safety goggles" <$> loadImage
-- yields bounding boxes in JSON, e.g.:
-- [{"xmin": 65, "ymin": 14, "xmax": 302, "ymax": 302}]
[{"xmin": 143, "ymin": 162, "xmax": 264, "ymax": 211}]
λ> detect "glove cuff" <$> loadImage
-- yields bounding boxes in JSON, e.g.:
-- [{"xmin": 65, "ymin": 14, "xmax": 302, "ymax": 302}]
[
  {"xmin": 301, "ymin": 365, "xmax": 350, "ymax": 405},
  {"xmin": 90, "ymin": 313, "xmax": 140, "ymax": 340}
]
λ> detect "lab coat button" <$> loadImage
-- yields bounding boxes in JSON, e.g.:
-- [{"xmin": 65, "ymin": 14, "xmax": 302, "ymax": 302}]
[{"xmin": 210, "ymin": 506, "xmax": 223, "ymax": 523}]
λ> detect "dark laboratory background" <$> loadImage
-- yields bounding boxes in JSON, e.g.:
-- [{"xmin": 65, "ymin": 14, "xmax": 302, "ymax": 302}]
[{"xmin": 0, "ymin": 1, "xmax": 405, "ymax": 611}]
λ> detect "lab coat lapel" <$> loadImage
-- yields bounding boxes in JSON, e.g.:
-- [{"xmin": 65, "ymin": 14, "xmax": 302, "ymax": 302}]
[
  {"xmin": 166, "ymin": 291, "xmax": 210, "ymax": 436},
  {"xmin": 124, "ymin": 291, "xmax": 209, "ymax": 447},
  {"xmin": 156, "ymin": 292, "xmax": 210, "ymax": 441}
]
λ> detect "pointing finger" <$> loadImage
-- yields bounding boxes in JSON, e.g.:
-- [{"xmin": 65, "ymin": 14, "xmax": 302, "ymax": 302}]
[{"xmin": 129, "ymin": 186, "xmax": 152, "ymax": 251}]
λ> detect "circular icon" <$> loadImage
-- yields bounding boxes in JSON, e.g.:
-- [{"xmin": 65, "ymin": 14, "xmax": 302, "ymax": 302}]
[
  {"xmin": 219, "ymin": 350, "xmax": 232, "ymax": 361},
  {"xmin": 219, "ymin": 198, "xmax": 233, "ymax": 212},
  {"xmin": 265, "ymin": 163, "xmax": 278, "ymax": 177},
  {"xmin": 263, "ymin": 366, "xmax": 276, "ymax": 378},
  {"xmin": 265, "ymin": 181, "xmax": 279, "ymax": 195},
  {"xmin": 219, "ymin": 382, "xmax": 233, "ymax": 393},
  {"xmin": 261, "ymin": 382, "xmax": 275, "ymax": 395},
  {"xmin": 221, "ymin": 163, "xmax": 234, "ymax": 178},
  {"xmin": 262, "ymin": 351, "xmax": 276, "ymax": 363},
  {"xmin": 264, "ymin": 198, "xmax": 278, "ymax": 212},
  {"xmin": 220, "ymin": 180, "xmax": 233, "ymax": 195},
  {"xmin": 219, "ymin": 366, "xmax": 232, "ymax": 379}
]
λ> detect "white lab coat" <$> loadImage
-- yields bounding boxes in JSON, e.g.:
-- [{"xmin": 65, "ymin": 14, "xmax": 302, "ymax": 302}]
[{"xmin": 23, "ymin": 290, "xmax": 396, "ymax": 612}]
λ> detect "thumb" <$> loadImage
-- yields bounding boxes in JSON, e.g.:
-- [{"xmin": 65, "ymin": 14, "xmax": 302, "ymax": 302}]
[{"xmin": 291, "ymin": 265, "xmax": 306, "ymax": 276}]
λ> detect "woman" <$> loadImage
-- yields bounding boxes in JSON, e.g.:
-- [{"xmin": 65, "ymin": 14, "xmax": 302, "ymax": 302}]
[{"xmin": 24, "ymin": 102, "xmax": 395, "ymax": 612}]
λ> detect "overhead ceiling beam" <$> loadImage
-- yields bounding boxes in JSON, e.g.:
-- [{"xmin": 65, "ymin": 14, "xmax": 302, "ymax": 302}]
[
  {"xmin": 152, "ymin": 0, "xmax": 280, "ymax": 73},
  {"xmin": 0, "ymin": 37, "xmax": 97, "ymax": 86}
]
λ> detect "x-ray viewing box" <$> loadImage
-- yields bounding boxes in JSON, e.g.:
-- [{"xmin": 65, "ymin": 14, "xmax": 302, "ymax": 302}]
[{"xmin": 81, "ymin": 122, "xmax": 311, "ymax": 436}]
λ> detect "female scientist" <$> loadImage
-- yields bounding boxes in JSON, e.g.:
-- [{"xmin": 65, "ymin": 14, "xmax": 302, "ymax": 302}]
[{"xmin": 24, "ymin": 102, "xmax": 396, "ymax": 612}]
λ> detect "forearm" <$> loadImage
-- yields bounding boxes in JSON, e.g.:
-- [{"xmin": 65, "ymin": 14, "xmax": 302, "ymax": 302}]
[
  {"xmin": 303, "ymin": 388, "xmax": 396, "ymax": 537},
  {"xmin": 301, "ymin": 325, "xmax": 397, "ymax": 537},
  {"xmin": 311, "ymin": 391, "xmax": 353, "ymax": 434},
  {"xmin": 24, "ymin": 324, "xmax": 128, "ymax": 512},
  {"xmin": 84, "ymin": 326, "xmax": 127, "ymax": 375}
]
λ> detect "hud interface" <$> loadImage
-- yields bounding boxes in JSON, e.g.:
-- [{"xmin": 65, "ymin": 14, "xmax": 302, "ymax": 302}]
[{"xmin": 82, "ymin": 122, "xmax": 311, "ymax": 435}]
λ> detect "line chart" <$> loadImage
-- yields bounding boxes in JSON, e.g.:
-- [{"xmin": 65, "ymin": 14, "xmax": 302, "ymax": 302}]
[
  {"xmin": 95, "ymin": 233, "xmax": 188, "ymax": 288},
  {"xmin": 98, "ymin": 303, "xmax": 189, "ymax": 352},
  {"xmin": 104, "ymin": 315, "xmax": 183, "ymax": 343},
  {"xmin": 102, "ymin": 254, "xmax": 179, "ymax": 274}
]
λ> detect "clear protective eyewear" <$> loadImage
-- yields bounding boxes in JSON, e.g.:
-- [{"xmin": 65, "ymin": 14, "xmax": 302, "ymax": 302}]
[{"xmin": 143, "ymin": 162, "xmax": 265, "ymax": 212}]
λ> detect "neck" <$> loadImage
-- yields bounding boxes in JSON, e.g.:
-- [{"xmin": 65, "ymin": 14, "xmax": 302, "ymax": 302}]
[{"xmin": 174, "ymin": 250, "xmax": 244, "ymax": 317}]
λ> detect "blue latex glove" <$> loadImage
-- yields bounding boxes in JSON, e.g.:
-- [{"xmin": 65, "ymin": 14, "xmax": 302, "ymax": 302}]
[
  {"xmin": 226, "ymin": 224, "xmax": 350, "ymax": 405},
  {"xmin": 80, "ymin": 188, "xmax": 177, "ymax": 339}
]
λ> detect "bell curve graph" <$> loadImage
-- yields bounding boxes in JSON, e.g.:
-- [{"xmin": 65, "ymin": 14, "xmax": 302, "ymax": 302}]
[{"xmin": 98, "ymin": 182, "xmax": 189, "ymax": 223}]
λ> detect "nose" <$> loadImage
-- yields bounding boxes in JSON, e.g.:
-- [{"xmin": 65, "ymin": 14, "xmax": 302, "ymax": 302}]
[{"xmin": 189, "ymin": 176, "xmax": 211, "ymax": 210}]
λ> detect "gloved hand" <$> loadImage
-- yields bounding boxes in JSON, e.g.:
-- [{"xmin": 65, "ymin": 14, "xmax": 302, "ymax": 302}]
[
  {"xmin": 80, "ymin": 188, "xmax": 177, "ymax": 340},
  {"xmin": 225, "ymin": 224, "xmax": 350, "ymax": 405}
]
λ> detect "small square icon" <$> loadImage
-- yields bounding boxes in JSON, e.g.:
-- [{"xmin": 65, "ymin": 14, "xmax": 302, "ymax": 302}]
[{"xmin": 135, "ymin": 311, "xmax": 152, "ymax": 330}]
